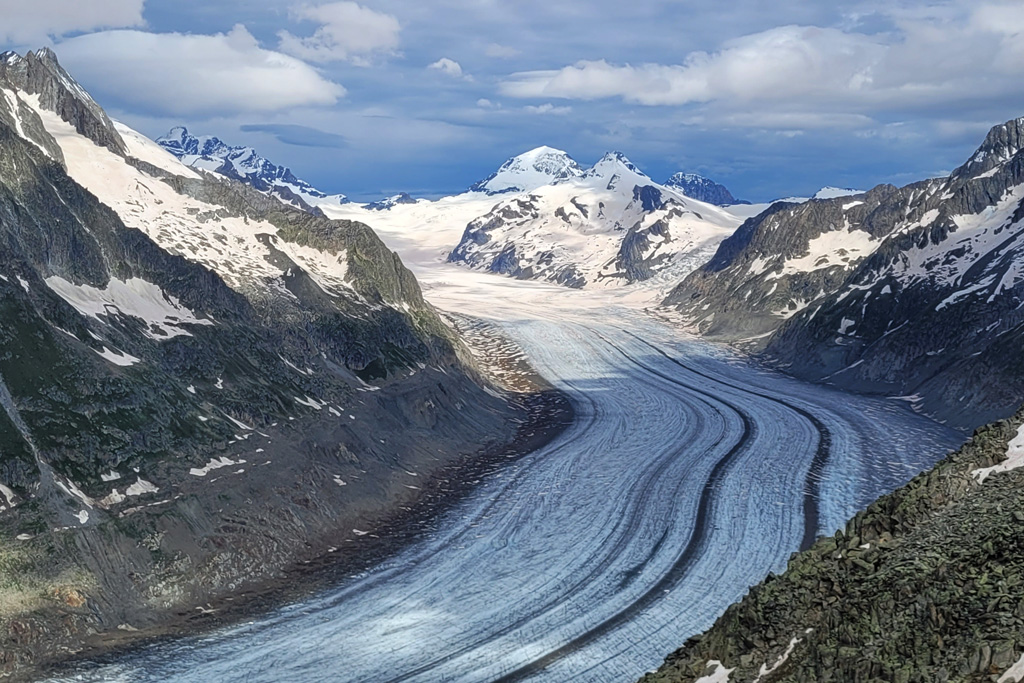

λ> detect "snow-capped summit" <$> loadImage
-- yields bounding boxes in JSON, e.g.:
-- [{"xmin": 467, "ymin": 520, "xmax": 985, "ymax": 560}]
[
  {"xmin": 813, "ymin": 186, "xmax": 863, "ymax": 200},
  {"xmin": 157, "ymin": 127, "xmax": 347, "ymax": 210},
  {"xmin": 664, "ymin": 173, "xmax": 746, "ymax": 206},
  {"xmin": 582, "ymin": 151, "xmax": 649, "ymax": 184},
  {"xmin": 469, "ymin": 146, "xmax": 585, "ymax": 195}
]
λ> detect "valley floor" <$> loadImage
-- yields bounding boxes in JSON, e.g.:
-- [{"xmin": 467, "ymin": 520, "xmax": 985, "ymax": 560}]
[{"xmin": 49, "ymin": 261, "xmax": 962, "ymax": 682}]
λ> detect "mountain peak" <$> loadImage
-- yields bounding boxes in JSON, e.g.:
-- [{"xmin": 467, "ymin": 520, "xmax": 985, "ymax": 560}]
[
  {"xmin": 0, "ymin": 47, "xmax": 127, "ymax": 156},
  {"xmin": 583, "ymin": 151, "xmax": 648, "ymax": 183},
  {"xmin": 664, "ymin": 172, "xmax": 745, "ymax": 206},
  {"xmin": 469, "ymin": 146, "xmax": 584, "ymax": 195},
  {"xmin": 813, "ymin": 186, "xmax": 863, "ymax": 200},
  {"xmin": 953, "ymin": 116, "xmax": 1024, "ymax": 180}
]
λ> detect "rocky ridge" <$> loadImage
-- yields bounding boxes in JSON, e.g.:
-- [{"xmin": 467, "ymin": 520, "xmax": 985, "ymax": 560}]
[
  {"xmin": 157, "ymin": 126, "xmax": 348, "ymax": 210},
  {"xmin": 664, "ymin": 116, "xmax": 1024, "ymax": 429}
]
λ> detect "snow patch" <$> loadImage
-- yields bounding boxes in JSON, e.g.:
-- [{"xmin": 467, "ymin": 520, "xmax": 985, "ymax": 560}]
[
  {"xmin": 695, "ymin": 660, "xmax": 734, "ymax": 683},
  {"xmin": 781, "ymin": 227, "xmax": 879, "ymax": 276},
  {"xmin": 45, "ymin": 276, "xmax": 213, "ymax": 340},
  {"xmin": 95, "ymin": 347, "xmax": 141, "ymax": 367},
  {"xmin": 126, "ymin": 478, "xmax": 159, "ymax": 496},
  {"xmin": 972, "ymin": 423, "xmax": 1024, "ymax": 483},
  {"xmin": 190, "ymin": 456, "xmax": 245, "ymax": 477},
  {"xmin": 999, "ymin": 653, "xmax": 1024, "ymax": 683},
  {"xmin": 753, "ymin": 635, "xmax": 805, "ymax": 683}
]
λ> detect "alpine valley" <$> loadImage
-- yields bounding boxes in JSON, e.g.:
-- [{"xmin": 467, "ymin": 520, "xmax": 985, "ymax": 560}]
[{"xmin": 0, "ymin": 43, "xmax": 1021, "ymax": 683}]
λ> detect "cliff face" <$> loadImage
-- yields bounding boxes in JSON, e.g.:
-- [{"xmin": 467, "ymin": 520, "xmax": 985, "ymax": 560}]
[{"xmin": 640, "ymin": 407, "xmax": 1024, "ymax": 683}]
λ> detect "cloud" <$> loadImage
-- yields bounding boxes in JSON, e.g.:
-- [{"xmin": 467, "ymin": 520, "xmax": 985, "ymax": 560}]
[
  {"xmin": 428, "ymin": 57, "xmax": 468, "ymax": 79},
  {"xmin": 56, "ymin": 26, "xmax": 345, "ymax": 117},
  {"xmin": 499, "ymin": 5, "xmax": 1024, "ymax": 120},
  {"xmin": 278, "ymin": 1, "xmax": 400, "ymax": 65},
  {"xmin": 0, "ymin": 0, "xmax": 144, "ymax": 45},
  {"xmin": 239, "ymin": 123, "xmax": 348, "ymax": 148},
  {"xmin": 485, "ymin": 43, "xmax": 521, "ymax": 59},
  {"xmin": 524, "ymin": 103, "xmax": 572, "ymax": 115}
]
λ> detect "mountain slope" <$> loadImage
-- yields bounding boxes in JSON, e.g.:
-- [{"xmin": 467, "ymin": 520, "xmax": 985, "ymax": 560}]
[
  {"xmin": 157, "ymin": 126, "xmax": 347, "ymax": 210},
  {"xmin": 663, "ymin": 117, "xmax": 1024, "ymax": 429},
  {"xmin": 449, "ymin": 151, "xmax": 742, "ymax": 288},
  {"xmin": 640, "ymin": 406, "xmax": 1024, "ymax": 683},
  {"xmin": 0, "ymin": 49, "xmax": 536, "ymax": 676}
]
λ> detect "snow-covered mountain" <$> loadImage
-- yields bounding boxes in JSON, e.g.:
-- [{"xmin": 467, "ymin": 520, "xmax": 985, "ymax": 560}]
[
  {"xmin": 468, "ymin": 145, "xmax": 585, "ymax": 194},
  {"xmin": 447, "ymin": 150, "xmax": 742, "ymax": 288},
  {"xmin": 664, "ymin": 116, "xmax": 1024, "ymax": 428},
  {"xmin": 365, "ymin": 192, "xmax": 419, "ymax": 211},
  {"xmin": 157, "ymin": 126, "xmax": 348, "ymax": 209},
  {"xmin": 664, "ymin": 172, "xmax": 747, "ymax": 206}
]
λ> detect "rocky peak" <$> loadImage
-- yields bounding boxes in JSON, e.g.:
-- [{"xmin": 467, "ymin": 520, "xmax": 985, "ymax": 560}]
[
  {"xmin": 157, "ymin": 127, "xmax": 347, "ymax": 208},
  {"xmin": 0, "ymin": 48, "xmax": 126, "ymax": 156},
  {"xmin": 365, "ymin": 192, "xmax": 418, "ymax": 211},
  {"xmin": 951, "ymin": 116, "xmax": 1024, "ymax": 181},
  {"xmin": 664, "ymin": 172, "xmax": 745, "ymax": 206}
]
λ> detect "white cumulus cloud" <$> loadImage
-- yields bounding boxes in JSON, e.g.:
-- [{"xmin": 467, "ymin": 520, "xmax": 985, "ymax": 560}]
[
  {"xmin": 0, "ymin": 0, "xmax": 144, "ymax": 45},
  {"xmin": 524, "ymin": 103, "xmax": 572, "ymax": 115},
  {"xmin": 279, "ymin": 1, "xmax": 400, "ymax": 65},
  {"xmin": 428, "ymin": 57, "xmax": 467, "ymax": 79},
  {"xmin": 56, "ymin": 25, "xmax": 345, "ymax": 117}
]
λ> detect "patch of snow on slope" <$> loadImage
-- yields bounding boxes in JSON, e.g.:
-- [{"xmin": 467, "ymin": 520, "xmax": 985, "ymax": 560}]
[
  {"xmin": 45, "ymin": 276, "xmax": 214, "ymax": 339},
  {"xmin": 999, "ymin": 653, "xmax": 1024, "ymax": 683},
  {"xmin": 695, "ymin": 661, "xmax": 733, "ymax": 683},
  {"xmin": 895, "ymin": 184, "xmax": 1024, "ymax": 285},
  {"xmin": 272, "ymin": 238, "xmax": 350, "ymax": 297},
  {"xmin": 94, "ymin": 347, "xmax": 141, "ymax": 366},
  {"xmin": 190, "ymin": 457, "xmax": 246, "ymax": 477},
  {"xmin": 780, "ymin": 226, "xmax": 879, "ymax": 276},
  {"xmin": 972, "ymin": 423, "xmax": 1024, "ymax": 483}
]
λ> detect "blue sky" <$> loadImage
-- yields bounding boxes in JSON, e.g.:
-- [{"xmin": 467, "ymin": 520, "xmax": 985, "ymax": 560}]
[{"xmin": 3, "ymin": 0, "xmax": 1024, "ymax": 201}]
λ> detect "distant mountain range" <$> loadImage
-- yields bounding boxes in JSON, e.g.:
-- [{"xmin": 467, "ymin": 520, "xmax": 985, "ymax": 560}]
[{"xmin": 157, "ymin": 127, "xmax": 348, "ymax": 209}]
